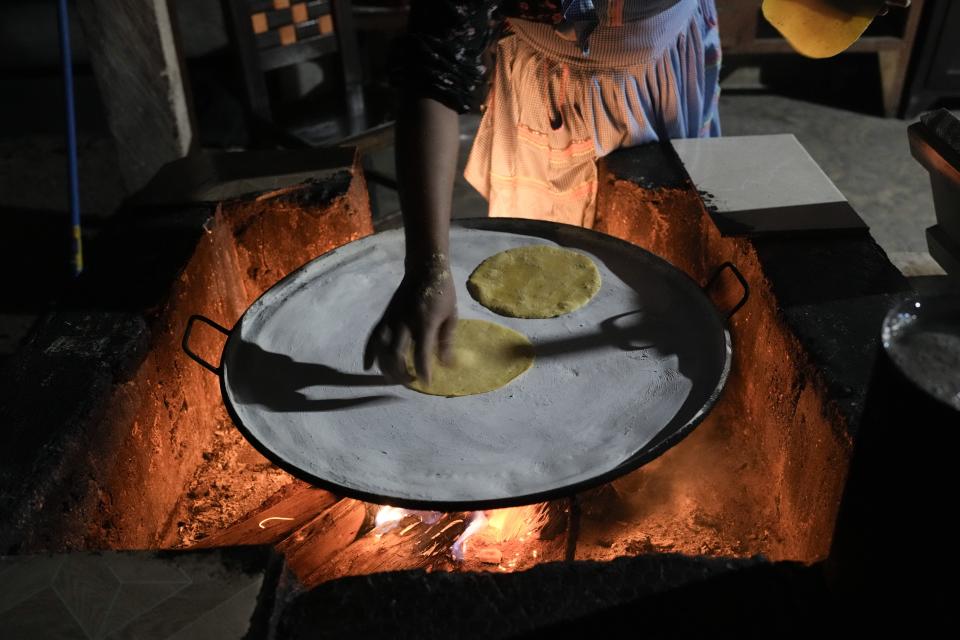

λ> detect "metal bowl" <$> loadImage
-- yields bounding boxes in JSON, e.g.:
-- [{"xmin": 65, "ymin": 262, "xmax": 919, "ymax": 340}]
[{"xmin": 882, "ymin": 294, "xmax": 960, "ymax": 413}]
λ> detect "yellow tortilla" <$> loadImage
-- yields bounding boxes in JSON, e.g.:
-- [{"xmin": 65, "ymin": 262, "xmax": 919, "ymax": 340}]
[
  {"xmin": 762, "ymin": 0, "xmax": 885, "ymax": 59},
  {"xmin": 467, "ymin": 245, "xmax": 601, "ymax": 319},
  {"xmin": 406, "ymin": 319, "xmax": 535, "ymax": 397}
]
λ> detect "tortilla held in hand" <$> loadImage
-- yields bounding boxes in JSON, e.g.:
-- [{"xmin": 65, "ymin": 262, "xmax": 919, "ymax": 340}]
[
  {"xmin": 762, "ymin": 0, "xmax": 885, "ymax": 59},
  {"xmin": 406, "ymin": 319, "xmax": 535, "ymax": 397},
  {"xmin": 467, "ymin": 245, "xmax": 601, "ymax": 319}
]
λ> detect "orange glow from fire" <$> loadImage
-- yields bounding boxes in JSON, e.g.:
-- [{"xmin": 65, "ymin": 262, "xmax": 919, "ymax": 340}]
[
  {"xmin": 373, "ymin": 506, "xmax": 406, "ymax": 532},
  {"xmin": 371, "ymin": 503, "xmax": 548, "ymax": 570},
  {"xmin": 258, "ymin": 516, "xmax": 295, "ymax": 529},
  {"xmin": 484, "ymin": 506, "xmax": 539, "ymax": 543}
]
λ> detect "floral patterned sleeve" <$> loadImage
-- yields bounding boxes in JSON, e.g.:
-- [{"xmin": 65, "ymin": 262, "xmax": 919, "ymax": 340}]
[{"xmin": 400, "ymin": 1, "xmax": 504, "ymax": 114}]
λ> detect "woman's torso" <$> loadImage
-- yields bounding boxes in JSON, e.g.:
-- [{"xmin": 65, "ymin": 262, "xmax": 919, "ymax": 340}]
[{"xmin": 502, "ymin": 0, "xmax": 682, "ymax": 25}]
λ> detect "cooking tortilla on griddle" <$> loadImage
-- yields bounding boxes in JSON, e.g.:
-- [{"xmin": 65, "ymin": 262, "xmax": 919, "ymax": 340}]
[{"xmin": 467, "ymin": 245, "xmax": 601, "ymax": 319}]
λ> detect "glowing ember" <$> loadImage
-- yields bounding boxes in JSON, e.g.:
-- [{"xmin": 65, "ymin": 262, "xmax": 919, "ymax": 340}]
[
  {"xmin": 484, "ymin": 506, "xmax": 541, "ymax": 543},
  {"xmin": 373, "ymin": 506, "xmax": 406, "ymax": 533},
  {"xmin": 451, "ymin": 511, "xmax": 487, "ymax": 561},
  {"xmin": 369, "ymin": 503, "xmax": 549, "ymax": 569},
  {"xmin": 258, "ymin": 516, "xmax": 295, "ymax": 529},
  {"xmin": 477, "ymin": 548, "xmax": 502, "ymax": 564},
  {"xmin": 373, "ymin": 506, "xmax": 442, "ymax": 538}
]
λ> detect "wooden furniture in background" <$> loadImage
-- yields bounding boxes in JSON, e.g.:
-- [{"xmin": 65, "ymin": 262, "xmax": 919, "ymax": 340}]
[
  {"xmin": 220, "ymin": 0, "xmax": 366, "ymax": 143},
  {"xmin": 717, "ymin": 0, "xmax": 926, "ymax": 117},
  {"xmin": 902, "ymin": 0, "xmax": 960, "ymax": 118}
]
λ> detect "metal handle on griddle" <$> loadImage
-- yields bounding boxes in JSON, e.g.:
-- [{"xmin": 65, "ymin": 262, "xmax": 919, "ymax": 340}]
[
  {"xmin": 703, "ymin": 262, "xmax": 750, "ymax": 319},
  {"xmin": 181, "ymin": 314, "xmax": 230, "ymax": 376}
]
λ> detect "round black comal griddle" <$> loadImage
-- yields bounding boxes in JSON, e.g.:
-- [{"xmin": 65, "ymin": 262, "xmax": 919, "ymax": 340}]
[{"xmin": 182, "ymin": 218, "xmax": 748, "ymax": 510}]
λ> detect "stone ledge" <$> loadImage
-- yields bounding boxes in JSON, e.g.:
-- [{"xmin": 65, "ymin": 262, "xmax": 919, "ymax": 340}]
[
  {"xmin": 0, "ymin": 546, "xmax": 280, "ymax": 639},
  {"xmin": 271, "ymin": 554, "xmax": 807, "ymax": 638}
]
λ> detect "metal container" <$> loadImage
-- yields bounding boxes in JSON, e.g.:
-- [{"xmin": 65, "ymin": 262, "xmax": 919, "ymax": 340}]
[{"xmin": 881, "ymin": 294, "xmax": 960, "ymax": 413}]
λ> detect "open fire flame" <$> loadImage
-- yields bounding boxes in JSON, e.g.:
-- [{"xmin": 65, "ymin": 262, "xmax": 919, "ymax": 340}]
[{"xmin": 373, "ymin": 504, "xmax": 547, "ymax": 571}]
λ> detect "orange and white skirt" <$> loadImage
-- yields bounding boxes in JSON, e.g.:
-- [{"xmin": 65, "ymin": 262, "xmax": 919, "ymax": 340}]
[{"xmin": 464, "ymin": 0, "xmax": 721, "ymax": 227}]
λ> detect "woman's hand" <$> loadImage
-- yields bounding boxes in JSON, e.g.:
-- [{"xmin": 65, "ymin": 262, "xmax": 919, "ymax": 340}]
[
  {"xmin": 366, "ymin": 97, "xmax": 460, "ymax": 383},
  {"xmin": 363, "ymin": 255, "xmax": 458, "ymax": 385}
]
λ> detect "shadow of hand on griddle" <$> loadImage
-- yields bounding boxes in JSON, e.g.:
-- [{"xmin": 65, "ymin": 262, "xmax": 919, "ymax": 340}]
[
  {"xmin": 528, "ymin": 310, "xmax": 669, "ymax": 358},
  {"xmin": 523, "ymin": 304, "xmax": 727, "ymax": 459},
  {"xmin": 231, "ymin": 340, "xmax": 395, "ymax": 413}
]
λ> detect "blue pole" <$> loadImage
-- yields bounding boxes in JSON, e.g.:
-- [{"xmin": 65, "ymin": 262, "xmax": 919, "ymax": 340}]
[{"xmin": 56, "ymin": 0, "xmax": 83, "ymax": 276}]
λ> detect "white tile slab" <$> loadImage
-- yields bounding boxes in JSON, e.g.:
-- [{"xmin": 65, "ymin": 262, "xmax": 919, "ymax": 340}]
[{"xmin": 672, "ymin": 134, "xmax": 867, "ymax": 235}]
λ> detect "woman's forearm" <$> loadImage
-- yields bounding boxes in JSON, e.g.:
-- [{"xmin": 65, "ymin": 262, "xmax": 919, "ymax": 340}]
[{"xmin": 396, "ymin": 97, "xmax": 461, "ymax": 269}]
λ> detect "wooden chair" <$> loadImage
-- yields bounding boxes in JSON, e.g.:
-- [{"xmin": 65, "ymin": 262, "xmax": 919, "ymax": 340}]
[{"xmin": 220, "ymin": 0, "xmax": 372, "ymax": 145}]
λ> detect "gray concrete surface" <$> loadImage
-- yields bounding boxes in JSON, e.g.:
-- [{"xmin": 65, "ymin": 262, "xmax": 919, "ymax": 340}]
[{"xmin": 720, "ymin": 94, "xmax": 942, "ymax": 263}]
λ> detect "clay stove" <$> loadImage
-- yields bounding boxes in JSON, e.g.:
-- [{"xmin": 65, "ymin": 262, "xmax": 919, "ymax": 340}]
[
  {"xmin": 174, "ymin": 160, "xmax": 854, "ymax": 587},
  {"xmin": 0, "ymin": 140, "xmax": 906, "ymax": 633}
]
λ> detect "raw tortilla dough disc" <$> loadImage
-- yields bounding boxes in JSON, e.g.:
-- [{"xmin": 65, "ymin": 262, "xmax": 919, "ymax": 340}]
[
  {"xmin": 762, "ymin": 0, "xmax": 884, "ymax": 59},
  {"xmin": 467, "ymin": 245, "xmax": 601, "ymax": 319},
  {"xmin": 406, "ymin": 319, "xmax": 535, "ymax": 397}
]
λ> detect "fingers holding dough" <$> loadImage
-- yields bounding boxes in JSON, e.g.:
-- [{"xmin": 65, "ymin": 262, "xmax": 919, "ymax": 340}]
[{"xmin": 405, "ymin": 319, "xmax": 534, "ymax": 397}]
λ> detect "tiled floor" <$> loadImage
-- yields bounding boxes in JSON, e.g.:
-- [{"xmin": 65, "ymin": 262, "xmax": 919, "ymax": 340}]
[{"xmin": 0, "ymin": 549, "xmax": 270, "ymax": 640}]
